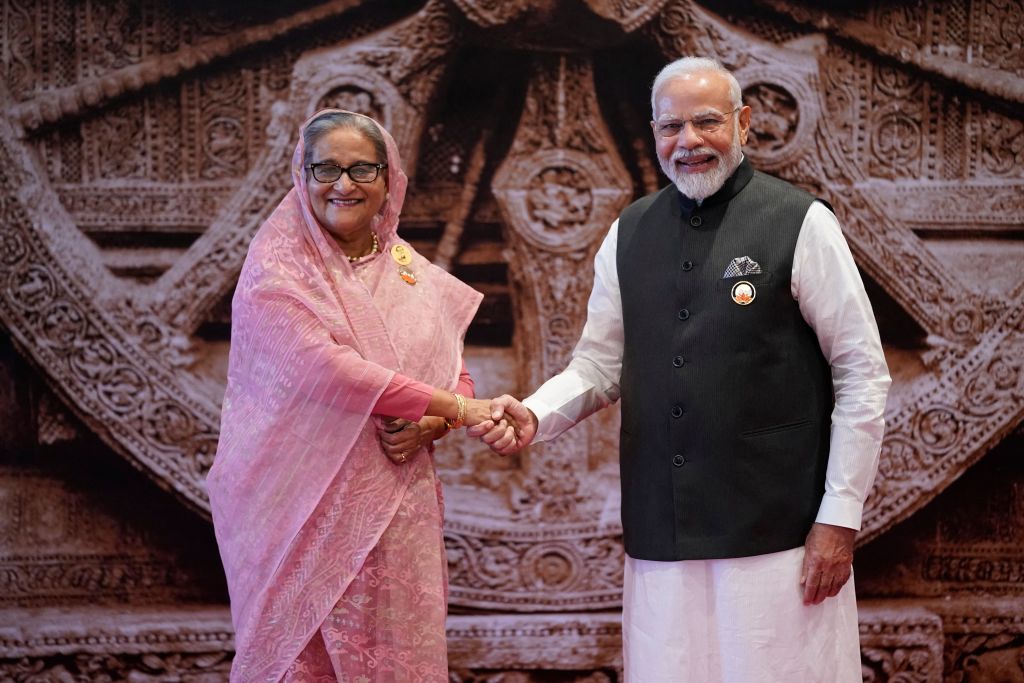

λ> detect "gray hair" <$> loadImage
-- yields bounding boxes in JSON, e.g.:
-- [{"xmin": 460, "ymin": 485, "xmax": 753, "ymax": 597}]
[
  {"xmin": 302, "ymin": 111, "xmax": 387, "ymax": 168},
  {"xmin": 650, "ymin": 57, "xmax": 743, "ymax": 117}
]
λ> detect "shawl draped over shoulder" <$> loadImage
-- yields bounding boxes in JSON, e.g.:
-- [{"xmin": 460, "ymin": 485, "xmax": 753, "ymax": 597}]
[{"xmin": 206, "ymin": 110, "xmax": 482, "ymax": 681}]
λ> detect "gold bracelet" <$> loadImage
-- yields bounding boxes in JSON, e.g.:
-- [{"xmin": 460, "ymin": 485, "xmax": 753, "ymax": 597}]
[{"xmin": 449, "ymin": 392, "xmax": 466, "ymax": 429}]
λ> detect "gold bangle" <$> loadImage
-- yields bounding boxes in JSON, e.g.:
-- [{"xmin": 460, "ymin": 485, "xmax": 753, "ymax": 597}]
[{"xmin": 450, "ymin": 392, "xmax": 466, "ymax": 429}]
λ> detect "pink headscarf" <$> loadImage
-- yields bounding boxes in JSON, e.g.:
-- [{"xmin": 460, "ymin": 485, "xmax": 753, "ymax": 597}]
[{"xmin": 207, "ymin": 110, "xmax": 481, "ymax": 681}]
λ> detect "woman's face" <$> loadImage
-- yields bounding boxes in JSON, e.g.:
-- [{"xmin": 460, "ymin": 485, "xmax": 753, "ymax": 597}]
[{"xmin": 306, "ymin": 127, "xmax": 387, "ymax": 244}]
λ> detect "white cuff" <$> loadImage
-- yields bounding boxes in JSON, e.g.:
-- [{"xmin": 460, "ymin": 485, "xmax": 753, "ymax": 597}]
[{"xmin": 814, "ymin": 494, "xmax": 863, "ymax": 531}]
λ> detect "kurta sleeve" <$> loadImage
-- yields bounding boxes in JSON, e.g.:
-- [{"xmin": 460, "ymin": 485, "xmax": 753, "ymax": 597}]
[
  {"xmin": 524, "ymin": 220, "xmax": 624, "ymax": 441},
  {"xmin": 792, "ymin": 201, "xmax": 892, "ymax": 531},
  {"xmin": 373, "ymin": 359, "xmax": 474, "ymax": 420}
]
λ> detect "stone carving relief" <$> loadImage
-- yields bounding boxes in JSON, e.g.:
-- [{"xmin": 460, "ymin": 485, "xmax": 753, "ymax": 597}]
[
  {"xmin": 489, "ymin": 53, "xmax": 630, "ymax": 524},
  {"xmin": 859, "ymin": 605, "xmax": 944, "ymax": 683},
  {"xmin": 868, "ymin": 65, "xmax": 927, "ymax": 180},
  {"xmin": 745, "ymin": 83, "xmax": 799, "ymax": 152},
  {"xmin": 0, "ymin": 607, "xmax": 235, "ymax": 682},
  {"xmin": 1, "ymin": 0, "xmax": 1023, "ymax": 679},
  {"xmin": 526, "ymin": 167, "xmax": 594, "ymax": 232}
]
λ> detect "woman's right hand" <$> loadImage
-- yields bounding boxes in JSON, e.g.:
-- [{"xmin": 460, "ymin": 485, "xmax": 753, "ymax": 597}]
[{"xmin": 462, "ymin": 397, "xmax": 518, "ymax": 431}]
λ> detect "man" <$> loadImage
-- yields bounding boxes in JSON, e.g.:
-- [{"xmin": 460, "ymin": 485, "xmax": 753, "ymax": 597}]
[{"xmin": 471, "ymin": 56, "xmax": 891, "ymax": 681}]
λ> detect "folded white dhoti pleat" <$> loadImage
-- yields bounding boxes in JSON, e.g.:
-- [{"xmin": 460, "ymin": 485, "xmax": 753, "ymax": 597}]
[{"xmin": 622, "ymin": 547, "xmax": 861, "ymax": 683}]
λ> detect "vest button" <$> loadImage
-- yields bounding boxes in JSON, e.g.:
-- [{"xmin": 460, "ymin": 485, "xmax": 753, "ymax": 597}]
[
  {"xmin": 672, "ymin": 454, "xmax": 685, "ymax": 467},
  {"xmin": 677, "ymin": 308, "xmax": 690, "ymax": 320},
  {"xmin": 672, "ymin": 355, "xmax": 685, "ymax": 368},
  {"xmin": 690, "ymin": 215, "xmax": 702, "ymax": 227},
  {"xmin": 671, "ymin": 405, "xmax": 683, "ymax": 418},
  {"xmin": 681, "ymin": 260, "xmax": 693, "ymax": 271}
]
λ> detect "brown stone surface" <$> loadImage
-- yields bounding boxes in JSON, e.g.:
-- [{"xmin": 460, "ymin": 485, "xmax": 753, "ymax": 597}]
[{"xmin": 1, "ymin": 0, "xmax": 1022, "ymax": 679}]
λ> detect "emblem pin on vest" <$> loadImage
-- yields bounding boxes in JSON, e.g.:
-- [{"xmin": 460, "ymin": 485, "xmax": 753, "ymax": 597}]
[{"xmin": 731, "ymin": 280, "xmax": 755, "ymax": 305}]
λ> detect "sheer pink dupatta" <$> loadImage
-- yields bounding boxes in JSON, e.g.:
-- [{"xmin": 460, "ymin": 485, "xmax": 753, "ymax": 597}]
[{"xmin": 207, "ymin": 110, "xmax": 481, "ymax": 682}]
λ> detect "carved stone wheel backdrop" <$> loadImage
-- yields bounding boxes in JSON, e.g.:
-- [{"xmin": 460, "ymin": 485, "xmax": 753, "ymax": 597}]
[{"xmin": 1, "ymin": 0, "xmax": 1023, "ymax": 675}]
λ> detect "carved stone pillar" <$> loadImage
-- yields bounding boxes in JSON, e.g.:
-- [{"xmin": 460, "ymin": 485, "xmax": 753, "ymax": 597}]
[{"xmin": 492, "ymin": 55, "xmax": 632, "ymax": 518}]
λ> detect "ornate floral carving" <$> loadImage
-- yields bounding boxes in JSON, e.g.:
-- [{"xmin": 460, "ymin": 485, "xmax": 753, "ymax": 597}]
[
  {"xmin": 869, "ymin": 181, "xmax": 1024, "ymax": 226},
  {"xmin": 445, "ymin": 520, "xmax": 622, "ymax": 609},
  {"xmin": 745, "ymin": 82, "xmax": 799, "ymax": 154},
  {"xmin": 199, "ymin": 113, "xmax": 248, "ymax": 181},
  {"xmin": 0, "ymin": 607, "xmax": 234, "ymax": 679},
  {"xmin": 85, "ymin": 102, "xmax": 148, "ymax": 179},
  {"xmin": 859, "ymin": 604, "xmax": 944, "ymax": 683},
  {"xmin": 976, "ymin": 109, "xmax": 1024, "ymax": 177},
  {"xmin": 581, "ymin": 0, "xmax": 672, "ymax": 32},
  {"xmin": 446, "ymin": 613, "xmax": 623, "ymax": 670},
  {"xmin": 0, "ymin": 652, "xmax": 232, "ymax": 682},
  {"xmin": 0, "ymin": 556, "xmax": 189, "ymax": 602},
  {"xmin": 923, "ymin": 554, "xmax": 1024, "ymax": 586},
  {"xmin": 316, "ymin": 85, "xmax": 384, "ymax": 121},
  {"xmin": 931, "ymin": 597, "xmax": 1024, "ymax": 682},
  {"xmin": 56, "ymin": 183, "xmax": 233, "ymax": 229},
  {"xmin": 869, "ymin": 66, "xmax": 925, "ymax": 179},
  {"xmin": 875, "ymin": 2, "xmax": 927, "ymax": 45},
  {"xmin": 972, "ymin": 0, "xmax": 1024, "ymax": 76},
  {"xmin": 449, "ymin": 0, "xmax": 529, "ymax": 27},
  {"xmin": 0, "ymin": 225, "xmax": 29, "ymax": 267},
  {"xmin": 2, "ymin": 0, "xmax": 35, "ymax": 101},
  {"xmin": 527, "ymin": 167, "xmax": 594, "ymax": 231},
  {"xmin": 820, "ymin": 46, "xmax": 867, "ymax": 165}
]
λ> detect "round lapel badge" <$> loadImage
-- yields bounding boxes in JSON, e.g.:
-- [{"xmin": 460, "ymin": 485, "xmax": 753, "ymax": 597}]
[
  {"xmin": 390, "ymin": 244, "xmax": 413, "ymax": 266},
  {"xmin": 731, "ymin": 280, "xmax": 756, "ymax": 305}
]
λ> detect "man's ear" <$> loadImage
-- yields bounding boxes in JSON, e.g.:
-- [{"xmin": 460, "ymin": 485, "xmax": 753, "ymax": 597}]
[{"xmin": 738, "ymin": 105, "xmax": 752, "ymax": 146}]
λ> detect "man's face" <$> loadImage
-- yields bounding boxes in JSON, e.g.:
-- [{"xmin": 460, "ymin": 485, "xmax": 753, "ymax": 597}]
[{"xmin": 651, "ymin": 71, "xmax": 751, "ymax": 200}]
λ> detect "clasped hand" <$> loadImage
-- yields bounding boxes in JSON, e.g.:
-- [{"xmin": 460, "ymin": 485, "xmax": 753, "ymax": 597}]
[
  {"xmin": 377, "ymin": 396, "xmax": 526, "ymax": 465},
  {"xmin": 466, "ymin": 394, "xmax": 537, "ymax": 455}
]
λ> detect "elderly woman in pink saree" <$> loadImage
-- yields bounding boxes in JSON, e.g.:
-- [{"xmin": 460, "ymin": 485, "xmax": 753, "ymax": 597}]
[{"xmin": 207, "ymin": 110, "xmax": 504, "ymax": 682}]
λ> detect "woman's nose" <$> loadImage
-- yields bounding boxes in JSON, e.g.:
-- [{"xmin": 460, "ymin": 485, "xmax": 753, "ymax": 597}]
[{"xmin": 333, "ymin": 173, "xmax": 356, "ymax": 190}]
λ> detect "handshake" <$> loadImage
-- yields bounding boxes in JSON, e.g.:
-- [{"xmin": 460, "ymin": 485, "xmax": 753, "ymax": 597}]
[
  {"xmin": 462, "ymin": 394, "xmax": 537, "ymax": 455},
  {"xmin": 379, "ymin": 393, "xmax": 536, "ymax": 465}
]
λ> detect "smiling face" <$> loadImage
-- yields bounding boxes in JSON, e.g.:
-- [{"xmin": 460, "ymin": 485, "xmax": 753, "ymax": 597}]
[
  {"xmin": 305, "ymin": 126, "xmax": 388, "ymax": 248},
  {"xmin": 652, "ymin": 70, "xmax": 751, "ymax": 201}
]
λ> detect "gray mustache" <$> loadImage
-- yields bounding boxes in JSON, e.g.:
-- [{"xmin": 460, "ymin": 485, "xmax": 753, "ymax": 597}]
[{"xmin": 672, "ymin": 150, "xmax": 716, "ymax": 161}]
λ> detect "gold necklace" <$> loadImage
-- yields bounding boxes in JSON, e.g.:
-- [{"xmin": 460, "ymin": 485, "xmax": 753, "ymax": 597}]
[{"xmin": 347, "ymin": 233, "xmax": 379, "ymax": 262}]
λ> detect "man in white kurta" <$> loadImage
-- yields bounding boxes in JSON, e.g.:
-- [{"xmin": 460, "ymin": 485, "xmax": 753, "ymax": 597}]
[{"xmin": 471, "ymin": 57, "xmax": 890, "ymax": 682}]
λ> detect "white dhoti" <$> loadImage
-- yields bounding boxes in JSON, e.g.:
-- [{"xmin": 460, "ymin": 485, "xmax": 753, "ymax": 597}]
[{"xmin": 622, "ymin": 547, "xmax": 861, "ymax": 683}]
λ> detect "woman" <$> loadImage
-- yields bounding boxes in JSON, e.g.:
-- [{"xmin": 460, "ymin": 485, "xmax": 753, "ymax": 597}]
[{"xmin": 207, "ymin": 109, "xmax": 502, "ymax": 682}]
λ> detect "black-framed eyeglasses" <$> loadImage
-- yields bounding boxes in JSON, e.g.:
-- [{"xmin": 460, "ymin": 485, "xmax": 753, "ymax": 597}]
[
  {"xmin": 653, "ymin": 107, "xmax": 741, "ymax": 138},
  {"xmin": 307, "ymin": 162, "xmax": 387, "ymax": 184}
]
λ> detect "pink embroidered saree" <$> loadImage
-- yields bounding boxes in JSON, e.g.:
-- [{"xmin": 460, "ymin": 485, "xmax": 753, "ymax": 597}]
[{"xmin": 207, "ymin": 110, "xmax": 481, "ymax": 682}]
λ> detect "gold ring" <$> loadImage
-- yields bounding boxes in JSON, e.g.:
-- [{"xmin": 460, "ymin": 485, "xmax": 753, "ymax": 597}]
[{"xmin": 398, "ymin": 451, "xmax": 407, "ymax": 463}]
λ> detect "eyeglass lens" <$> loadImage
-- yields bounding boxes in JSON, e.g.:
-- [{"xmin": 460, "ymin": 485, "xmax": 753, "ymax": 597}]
[
  {"xmin": 655, "ymin": 108, "xmax": 739, "ymax": 138},
  {"xmin": 310, "ymin": 163, "xmax": 382, "ymax": 183}
]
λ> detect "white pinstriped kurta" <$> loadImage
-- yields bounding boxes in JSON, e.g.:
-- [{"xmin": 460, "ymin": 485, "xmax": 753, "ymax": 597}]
[{"xmin": 523, "ymin": 201, "xmax": 890, "ymax": 682}]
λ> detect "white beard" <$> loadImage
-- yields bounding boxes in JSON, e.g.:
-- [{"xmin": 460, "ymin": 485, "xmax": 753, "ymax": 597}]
[{"xmin": 658, "ymin": 127, "xmax": 743, "ymax": 201}]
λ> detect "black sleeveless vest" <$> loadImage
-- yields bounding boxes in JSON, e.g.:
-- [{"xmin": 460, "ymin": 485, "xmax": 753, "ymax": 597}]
[{"xmin": 616, "ymin": 159, "xmax": 833, "ymax": 561}]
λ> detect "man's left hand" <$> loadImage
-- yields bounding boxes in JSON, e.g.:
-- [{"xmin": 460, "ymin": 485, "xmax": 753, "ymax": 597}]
[{"xmin": 800, "ymin": 522, "xmax": 856, "ymax": 605}]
